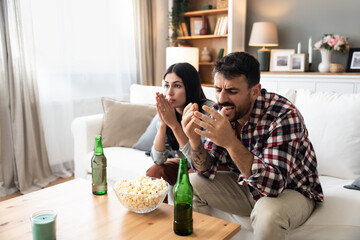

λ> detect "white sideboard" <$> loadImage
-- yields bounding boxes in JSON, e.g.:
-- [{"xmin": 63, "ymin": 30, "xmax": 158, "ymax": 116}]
[{"xmin": 260, "ymin": 72, "xmax": 360, "ymax": 94}]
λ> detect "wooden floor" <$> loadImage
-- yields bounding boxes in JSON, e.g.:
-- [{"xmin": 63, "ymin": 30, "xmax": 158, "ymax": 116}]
[{"xmin": 0, "ymin": 176, "xmax": 74, "ymax": 202}]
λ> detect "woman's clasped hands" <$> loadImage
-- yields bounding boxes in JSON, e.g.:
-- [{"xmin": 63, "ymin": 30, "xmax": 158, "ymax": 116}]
[{"xmin": 156, "ymin": 92, "xmax": 177, "ymax": 128}]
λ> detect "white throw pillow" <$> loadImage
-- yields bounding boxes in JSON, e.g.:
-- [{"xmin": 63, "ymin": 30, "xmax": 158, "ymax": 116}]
[
  {"xmin": 276, "ymin": 88, "xmax": 296, "ymax": 104},
  {"xmin": 294, "ymin": 89, "xmax": 360, "ymax": 179}
]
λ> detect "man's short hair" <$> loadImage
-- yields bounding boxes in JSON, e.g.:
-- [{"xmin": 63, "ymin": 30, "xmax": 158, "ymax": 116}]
[{"xmin": 213, "ymin": 52, "xmax": 260, "ymax": 88}]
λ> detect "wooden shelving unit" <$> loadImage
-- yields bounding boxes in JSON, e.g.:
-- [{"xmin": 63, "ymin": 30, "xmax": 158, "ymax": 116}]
[
  {"xmin": 177, "ymin": 34, "xmax": 227, "ymax": 40},
  {"xmin": 175, "ymin": 1, "xmax": 246, "ymax": 85},
  {"xmin": 201, "ymin": 83, "xmax": 214, "ymax": 87},
  {"xmin": 182, "ymin": 9, "xmax": 228, "ymax": 17},
  {"xmin": 199, "ymin": 62, "xmax": 214, "ymax": 66},
  {"xmin": 261, "ymin": 72, "xmax": 360, "ymax": 76}
]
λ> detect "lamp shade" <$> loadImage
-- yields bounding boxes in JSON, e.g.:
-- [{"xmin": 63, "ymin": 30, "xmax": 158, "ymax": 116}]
[
  {"xmin": 166, "ymin": 47, "xmax": 199, "ymax": 71},
  {"xmin": 249, "ymin": 22, "xmax": 279, "ymax": 47}
]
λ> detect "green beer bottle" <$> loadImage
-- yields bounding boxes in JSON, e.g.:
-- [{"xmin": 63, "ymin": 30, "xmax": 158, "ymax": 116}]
[
  {"xmin": 173, "ymin": 158, "xmax": 193, "ymax": 236},
  {"xmin": 91, "ymin": 135, "xmax": 107, "ymax": 195}
]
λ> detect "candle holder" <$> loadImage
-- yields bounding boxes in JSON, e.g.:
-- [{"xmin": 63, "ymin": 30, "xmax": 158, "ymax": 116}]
[
  {"xmin": 30, "ymin": 210, "xmax": 57, "ymax": 240},
  {"xmin": 307, "ymin": 63, "xmax": 313, "ymax": 72}
]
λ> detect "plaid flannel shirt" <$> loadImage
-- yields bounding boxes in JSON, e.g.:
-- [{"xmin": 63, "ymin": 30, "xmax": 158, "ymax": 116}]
[{"xmin": 195, "ymin": 89, "xmax": 324, "ymax": 202}]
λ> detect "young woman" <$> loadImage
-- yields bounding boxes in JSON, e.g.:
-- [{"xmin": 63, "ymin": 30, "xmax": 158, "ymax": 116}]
[{"xmin": 146, "ymin": 63, "xmax": 214, "ymax": 194}]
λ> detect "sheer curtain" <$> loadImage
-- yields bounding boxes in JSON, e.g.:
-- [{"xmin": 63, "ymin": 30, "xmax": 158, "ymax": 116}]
[
  {"xmin": 0, "ymin": 0, "xmax": 56, "ymax": 196},
  {"xmin": 133, "ymin": 0, "xmax": 155, "ymax": 86},
  {"xmin": 30, "ymin": 0, "xmax": 137, "ymax": 177}
]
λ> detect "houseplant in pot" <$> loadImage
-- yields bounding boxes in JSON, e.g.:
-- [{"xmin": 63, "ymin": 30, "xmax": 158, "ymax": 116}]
[{"xmin": 170, "ymin": 0, "xmax": 189, "ymax": 46}]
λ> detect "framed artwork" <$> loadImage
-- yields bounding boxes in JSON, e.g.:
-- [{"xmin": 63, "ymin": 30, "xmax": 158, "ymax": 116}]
[
  {"xmin": 270, "ymin": 49, "xmax": 295, "ymax": 71},
  {"xmin": 346, "ymin": 48, "xmax": 360, "ymax": 72},
  {"xmin": 217, "ymin": 0, "xmax": 228, "ymax": 9},
  {"xmin": 190, "ymin": 17, "xmax": 202, "ymax": 36},
  {"xmin": 290, "ymin": 53, "xmax": 305, "ymax": 72}
]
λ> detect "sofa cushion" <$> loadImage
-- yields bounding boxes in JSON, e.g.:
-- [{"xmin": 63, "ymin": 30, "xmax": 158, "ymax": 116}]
[
  {"xmin": 211, "ymin": 176, "xmax": 360, "ymax": 240},
  {"xmin": 101, "ymin": 98, "xmax": 156, "ymax": 148},
  {"xmin": 294, "ymin": 89, "xmax": 360, "ymax": 179},
  {"xmin": 130, "ymin": 84, "xmax": 163, "ymax": 105},
  {"xmin": 132, "ymin": 115, "xmax": 158, "ymax": 152}
]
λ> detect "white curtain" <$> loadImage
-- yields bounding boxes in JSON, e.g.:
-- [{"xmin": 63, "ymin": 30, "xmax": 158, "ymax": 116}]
[
  {"xmin": 133, "ymin": 0, "xmax": 155, "ymax": 86},
  {"xmin": 0, "ymin": 0, "xmax": 56, "ymax": 196},
  {"xmin": 29, "ymin": 0, "xmax": 137, "ymax": 177}
]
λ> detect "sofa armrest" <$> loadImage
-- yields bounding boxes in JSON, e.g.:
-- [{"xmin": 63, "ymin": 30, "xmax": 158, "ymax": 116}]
[{"xmin": 71, "ymin": 114, "xmax": 103, "ymax": 179}]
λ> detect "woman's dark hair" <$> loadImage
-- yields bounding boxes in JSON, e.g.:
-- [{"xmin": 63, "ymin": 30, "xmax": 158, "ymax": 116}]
[
  {"xmin": 163, "ymin": 62, "xmax": 207, "ymax": 150},
  {"xmin": 213, "ymin": 52, "xmax": 260, "ymax": 88}
]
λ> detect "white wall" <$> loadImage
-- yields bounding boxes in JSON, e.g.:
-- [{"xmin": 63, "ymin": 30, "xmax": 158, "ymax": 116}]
[
  {"xmin": 153, "ymin": 0, "xmax": 169, "ymax": 86},
  {"xmin": 246, "ymin": 0, "xmax": 360, "ymax": 69},
  {"xmin": 155, "ymin": 0, "xmax": 360, "ymax": 74}
]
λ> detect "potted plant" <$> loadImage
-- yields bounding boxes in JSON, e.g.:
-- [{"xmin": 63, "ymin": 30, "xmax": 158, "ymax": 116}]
[{"xmin": 170, "ymin": 0, "xmax": 189, "ymax": 46}]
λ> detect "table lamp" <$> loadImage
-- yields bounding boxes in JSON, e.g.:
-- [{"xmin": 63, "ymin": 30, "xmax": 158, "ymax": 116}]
[
  {"xmin": 249, "ymin": 22, "xmax": 278, "ymax": 71},
  {"xmin": 166, "ymin": 47, "xmax": 199, "ymax": 71}
]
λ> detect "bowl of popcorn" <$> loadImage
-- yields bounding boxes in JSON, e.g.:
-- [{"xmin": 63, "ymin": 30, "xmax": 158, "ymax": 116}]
[{"xmin": 113, "ymin": 176, "xmax": 169, "ymax": 213}]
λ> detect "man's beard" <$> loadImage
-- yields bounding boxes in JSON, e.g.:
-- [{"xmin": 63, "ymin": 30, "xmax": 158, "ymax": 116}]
[
  {"xmin": 219, "ymin": 97, "xmax": 252, "ymax": 122},
  {"xmin": 231, "ymin": 100, "xmax": 252, "ymax": 122}
]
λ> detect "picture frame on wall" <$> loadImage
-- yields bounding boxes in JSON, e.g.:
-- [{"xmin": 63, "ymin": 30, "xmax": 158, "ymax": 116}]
[
  {"xmin": 346, "ymin": 48, "xmax": 360, "ymax": 72},
  {"xmin": 290, "ymin": 53, "xmax": 305, "ymax": 72},
  {"xmin": 270, "ymin": 49, "xmax": 295, "ymax": 72},
  {"xmin": 190, "ymin": 17, "xmax": 203, "ymax": 36}
]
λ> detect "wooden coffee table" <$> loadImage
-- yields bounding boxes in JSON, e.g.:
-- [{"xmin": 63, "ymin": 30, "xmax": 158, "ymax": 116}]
[{"xmin": 0, "ymin": 178, "xmax": 240, "ymax": 239}]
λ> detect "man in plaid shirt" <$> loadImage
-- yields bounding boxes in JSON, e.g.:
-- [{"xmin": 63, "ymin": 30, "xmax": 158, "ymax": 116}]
[{"xmin": 181, "ymin": 52, "xmax": 323, "ymax": 240}]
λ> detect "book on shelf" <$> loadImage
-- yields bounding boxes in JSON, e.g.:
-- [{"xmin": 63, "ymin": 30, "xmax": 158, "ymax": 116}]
[
  {"xmin": 217, "ymin": 17, "xmax": 224, "ymax": 35},
  {"xmin": 214, "ymin": 16, "xmax": 228, "ymax": 36},
  {"xmin": 213, "ymin": 17, "xmax": 220, "ymax": 35},
  {"xmin": 178, "ymin": 23, "xmax": 184, "ymax": 37},
  {"xmin": 215, "ymin": 16, "xmax": 223, "ymax": 35},
  {"xmin": 217, "ymin": 48, "xmax": 224, "ymax": 60},
  {"xmin": 181, "ymin": 22, "xmax": 189, "ymax": 36},
  {"xmin": 220, "ymin": 16, "xmax": 228, "ymax": 35}
]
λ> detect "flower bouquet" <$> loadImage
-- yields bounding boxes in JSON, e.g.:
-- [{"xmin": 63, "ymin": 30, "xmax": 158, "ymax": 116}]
[{"xmin": 314, "ymin": 34, "xmax": 349, "ymax": 53}]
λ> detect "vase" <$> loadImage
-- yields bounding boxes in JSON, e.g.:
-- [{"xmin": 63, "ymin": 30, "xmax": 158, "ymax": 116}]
[
  {"xmin": 199, "ymin": 15, "xmax": 208, "ymax": 35},
  {"xmin": 318, "ymin": 49, "xmax": 333, "ymax": 73},
  {"xmin": 200, "ymin": 47, "xmax": 211, "ymax": 62}
]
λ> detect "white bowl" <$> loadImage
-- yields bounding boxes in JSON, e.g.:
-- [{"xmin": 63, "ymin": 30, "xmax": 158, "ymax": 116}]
[{"xmin": 113, "ymin": 177, "xmax": 169, "ymax": 214}]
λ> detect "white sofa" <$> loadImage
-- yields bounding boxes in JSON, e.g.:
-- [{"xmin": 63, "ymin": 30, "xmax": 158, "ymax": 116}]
[{"xmin": 71, "ymin": 84, "xmax": 360, "ymax": 239}]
